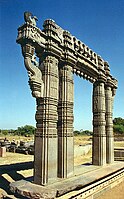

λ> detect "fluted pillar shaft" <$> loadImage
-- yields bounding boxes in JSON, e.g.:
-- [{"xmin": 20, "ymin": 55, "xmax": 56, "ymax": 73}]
[
  {"xmin": 105, "ymin": 84, "xmax": 114, "ymax": 164},
  {"xmin": 58, "ymin": 65, "xmax": 74, "ymax": 178},
  {"xmin": 34, "ymin": 56, "xmax": 59, "ymax": 185},
  {"xmin": 92, "ymin": 80, "xmax": 106, "ymax": 166}
]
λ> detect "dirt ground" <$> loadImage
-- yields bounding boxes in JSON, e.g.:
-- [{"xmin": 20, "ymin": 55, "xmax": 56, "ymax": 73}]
[
  {"xmin": 0, "ymin": 135, "xmax": 124, "ymax": 198},
  {"xmin": 97, "ymin": 181, "xmax": 124, "ymax": 199}
]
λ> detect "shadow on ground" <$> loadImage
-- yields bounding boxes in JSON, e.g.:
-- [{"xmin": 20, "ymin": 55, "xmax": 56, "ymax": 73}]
[{"xmin": 0, "ymin": 161, "xmax": 34, "ymax": 198}]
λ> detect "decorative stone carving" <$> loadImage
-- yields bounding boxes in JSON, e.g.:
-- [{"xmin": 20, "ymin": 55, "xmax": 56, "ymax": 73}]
[
  {"xmin": 24, "ymin": 11, "xmax": 38, "ymax": 26},
  {"xmin": 34, "ymin": 55, "xmax": 59, "ymax": 185},
  {"xmin": 104, "ymin": 64, "xmax": 118, "ymax": 164},
  {"xmin": 105, "ymin": 82, "xmax": 114, "ymax": 164},
  {"xmin": 92, "ymin": 79, "xmax": 106, "ymax": 166},
  {"xmin": 58, "ymin": 64, "xmax": 74, "ymax": 178},
  {"xmin": 22, "ymin": 44, "xmax": 44, "ymax": 98},
  {"xmin": 17, "ymin": 12, "xmax": 118, "ymax": 186}
]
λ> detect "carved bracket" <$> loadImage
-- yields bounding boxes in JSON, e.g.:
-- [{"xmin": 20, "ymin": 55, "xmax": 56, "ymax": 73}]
[{"xmin": 22, "ymin": 43, "xmax": 44, "ymax": 98}]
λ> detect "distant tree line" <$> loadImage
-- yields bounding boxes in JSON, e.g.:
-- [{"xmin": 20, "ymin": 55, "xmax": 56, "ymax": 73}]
[
  {"xmin": 0, "ymin": 125, "xmax": 35, "ymax": 136},
  {"xmin": 74, "ymin": 117, "xmax": 124, "ymax": 136},
  {"xmin": 74, "ymin": 130, "xmax": 93, "ymax": 136},
  {"xmin": 0, "ymin": 117, "xmax": 124, "ymax": 137}
]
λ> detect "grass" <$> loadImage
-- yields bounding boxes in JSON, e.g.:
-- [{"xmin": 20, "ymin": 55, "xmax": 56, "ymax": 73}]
[
  {"xmin": 0, "ymin": 134, "xmax": 34, "ymax": 142},
  {"xmin": 0, "ymin": 152, "xmax": 33, "ymax": 166},
  {"xmin": 114, "ymin": 141, "xmax": 124, "ymax": 148},
  {"xmin": 74, "ymin": 135, "xmax": 92, "ymax": 145}
]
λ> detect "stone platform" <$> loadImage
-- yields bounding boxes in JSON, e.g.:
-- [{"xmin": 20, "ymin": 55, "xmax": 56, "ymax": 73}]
[{"xmin": 10, "ymin": 161, "xmax": 124, "ymax": 199}]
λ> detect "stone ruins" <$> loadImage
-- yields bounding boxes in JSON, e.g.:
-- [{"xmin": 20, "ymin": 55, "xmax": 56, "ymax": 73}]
[{"xmin": 16, "ymin": 12, "xmax": 118, "ymax": 186}]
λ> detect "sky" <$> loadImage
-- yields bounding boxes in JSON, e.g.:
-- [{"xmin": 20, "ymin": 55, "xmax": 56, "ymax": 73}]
[{"xmin": 0, "ymin": 0, "xmax": 124, "ymax": 131}]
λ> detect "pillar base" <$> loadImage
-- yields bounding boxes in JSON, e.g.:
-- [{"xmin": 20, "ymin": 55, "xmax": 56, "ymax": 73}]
[
  {"xmin": 106, "ymin": 135, "xmax": 114, "ymax": 164},
  {"xmin": 92, "ymin": 135, "xmax": 106, "ymax": 166},
  {"xmin": 34, "ymin": 136, "xmax": 58, "ymax": 185},
  {"xmin": 58, "ymin": 136, "xmax": 74, "ymax": 178}
]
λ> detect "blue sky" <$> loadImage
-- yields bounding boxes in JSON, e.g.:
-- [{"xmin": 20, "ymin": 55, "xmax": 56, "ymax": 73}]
[{"xmin": 0, "ymin": 0, "xmax": 124, "ymax": 130}]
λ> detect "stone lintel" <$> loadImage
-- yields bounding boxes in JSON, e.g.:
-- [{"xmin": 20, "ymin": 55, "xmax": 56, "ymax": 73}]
[{"xmin": 17, "ymin": 17, "xmax": 117, "ymax": 83}]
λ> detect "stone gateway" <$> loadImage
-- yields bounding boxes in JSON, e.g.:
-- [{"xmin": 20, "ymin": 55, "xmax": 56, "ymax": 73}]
[{"xmin": 16, "ymin": 12, "xmax": 117, "ymax": 185}]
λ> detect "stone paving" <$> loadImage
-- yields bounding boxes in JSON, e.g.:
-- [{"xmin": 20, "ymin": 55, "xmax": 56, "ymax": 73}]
[{"xmin": 10, "ymin": 162, "xmax": 124, "ymax": 198}]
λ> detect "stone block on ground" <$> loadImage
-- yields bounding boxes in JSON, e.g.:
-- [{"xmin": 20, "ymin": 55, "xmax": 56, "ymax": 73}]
[
  {"xmin": 10, "ymin": 180, "xmax": 57, "ymax": 199},
  {"xmin": 0, "ymin": 147, "xmax": 6, "ymax": 157}
]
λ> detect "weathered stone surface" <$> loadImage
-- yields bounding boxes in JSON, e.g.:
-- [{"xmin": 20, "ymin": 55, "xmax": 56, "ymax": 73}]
[
  {"xmin": 34, "ymin": 56, "xmax": 59, "ymax": 185},
  {"xmin": 10, "ymin": 180, "xmax": 56, "ymax": 199},
  {"xmin": 16, "ymin": 12, "xmax": 118, "ymax": 185},
  {"xmin": 92, "ymin": 79, "xmax": 106, "ymax": 166},
  {"xmin": 58, "ymin": 65, "xmax": 74, "ymax": 178},
  {"xmin": 10, "ymin": 162, "xmax": 124, "ymax": 198},
  {"xmin": 24, "ymin": 12, "xmax": 38, "ymax": 26},
  {"xmin": 49, "ymin": 162, "xmax": 124, "ymax": 196}
]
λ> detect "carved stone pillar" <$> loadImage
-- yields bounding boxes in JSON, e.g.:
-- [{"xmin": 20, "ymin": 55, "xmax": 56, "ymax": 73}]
[
  {"xmin": 92, "ymin": 78, "xmax": 106, "ymax": 166},
  {"xmin": 21, "ymin": 43, "xmax": 44, "ymax": 98},
  {"xmin": 58, "ymin": 64, "xmax": 74, "ymax": 178},
  {"xmin": 34, "ymin": 56, "xmax": 59, "ymax": 185},
  {"xmin": 105, "ymin": 81, "xmax": 114, "ymax": 164}
]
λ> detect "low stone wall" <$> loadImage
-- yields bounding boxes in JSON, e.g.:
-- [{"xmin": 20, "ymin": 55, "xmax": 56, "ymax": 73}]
[
  {"xmin": 114, "ymin": 148, "xmax": 124, "ymax": 161},
  {"xmin": 74, "ymin": 144, "xmax": 92, "ymax": 157}
]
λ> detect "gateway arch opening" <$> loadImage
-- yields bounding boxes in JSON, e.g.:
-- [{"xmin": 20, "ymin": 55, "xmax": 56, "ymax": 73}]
[{"xmin": 74, "ymin": 74, "xmax": 92, "ymax": 166}]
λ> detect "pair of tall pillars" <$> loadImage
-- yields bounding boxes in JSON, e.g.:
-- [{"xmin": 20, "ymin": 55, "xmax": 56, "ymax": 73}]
[
  {"xmin": 34, "ymin": 55, "xmax": 114, "ymax": 184},
  {"xmin": 93, "ymin": 79, "xmax": 114, "ymax": 166},
  {"xmin": 34, "ymin": 55, "xmax": 74, "ymax": 185}
]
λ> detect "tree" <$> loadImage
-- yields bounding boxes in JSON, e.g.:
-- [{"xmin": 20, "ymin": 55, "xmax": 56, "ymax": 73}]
[
  {"xmin": 16, "ymin": 125, "xmax": 35, "ymax": 136},
  {"xmin": 73, "ymin": 130, "xmax": 93, "ymax": 136},
  {"xmin": 73, "ymin": 130, "xmax": 80, "ymax": 136},
  {"xmin": 113, "ymin": 117, "xmax": 124, "ymax": 126},
  {"xmin": 1, "ymin": 130, "xmax": 9, "ymax": 135},
  {"xmin": 113, "ymin": 117, "xmax": 124, "ymax": 134},
  {"xmin": 82, "ymin": 130, "xmax": 93, "ymax": 136}
]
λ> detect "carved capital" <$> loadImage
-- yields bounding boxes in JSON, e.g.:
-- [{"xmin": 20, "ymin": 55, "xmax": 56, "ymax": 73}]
[
  {"xmin": 97, "ymin": 72, "xmax": 106, "ymax": 83},
  {"xmin": 105, "ymin": 77, "xmax": 113, "ymax": 88}
]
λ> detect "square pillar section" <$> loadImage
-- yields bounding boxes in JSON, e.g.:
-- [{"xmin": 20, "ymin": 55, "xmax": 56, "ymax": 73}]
[
  {"xmin": 34, "ymin": 56, "xmax": 59, "ymax": 185},
  {"xmin": 92, "ymin": 78, "xmax": 106, "ymax": 166},
  {"xmin": 58, "ymin": 64, "xmax": 74, "ymax": 178}
]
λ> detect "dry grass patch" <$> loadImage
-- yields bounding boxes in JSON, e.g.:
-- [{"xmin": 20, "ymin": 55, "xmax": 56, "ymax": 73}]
[
  {"xmin": 74, "ymin": 135, "xmax": 92, "ymax": 146},
  {"xmin": 114, "ymin": 141, "xmax": 124, "ymax": 148},
  {"xmin": 0, "ymin": 152, "xmax": 33, "ymax": 166},
  {"xmin": 0, "ymin": 135, "xmax": 34, "ymax": 142}
]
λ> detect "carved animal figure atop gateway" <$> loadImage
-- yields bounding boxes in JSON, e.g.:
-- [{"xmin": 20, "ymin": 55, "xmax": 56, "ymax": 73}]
[
  {"xmin": 16, "ymin": 12, "xmax": 117, "ymax": 186},
  {"xmin": 24, "ymin": 11, "xmax": 38, "ymax": 26}
]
